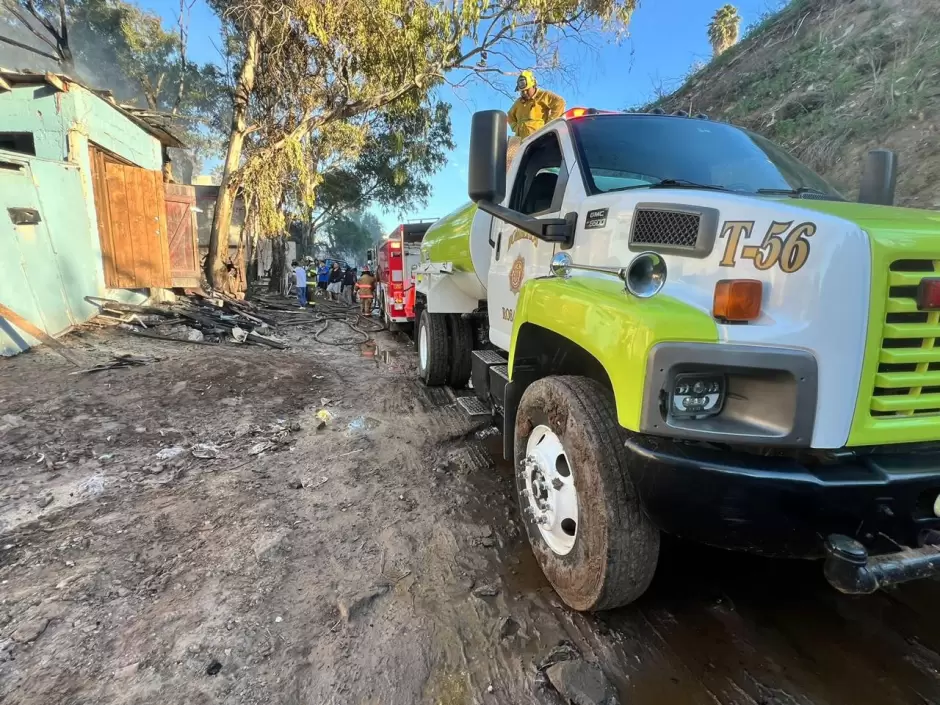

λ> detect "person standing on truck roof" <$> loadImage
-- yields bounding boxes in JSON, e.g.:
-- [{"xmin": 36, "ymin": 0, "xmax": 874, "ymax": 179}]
[
  {"xmin": 508, "ymin": 70, "xmax": 566, "ymax": 139},
  {"xmin": 357, "ymin": 266, "xmax": 375, "ymax": 316},
  {"xmin": 291, "ymin": 260, "xmax": 308, "ymax": 308}
]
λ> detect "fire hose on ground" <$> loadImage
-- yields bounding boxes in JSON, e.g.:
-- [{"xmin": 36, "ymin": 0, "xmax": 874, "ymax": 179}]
[{"xmin": 309, "ymin": 299, "xmax": 384, "ymax": 346}]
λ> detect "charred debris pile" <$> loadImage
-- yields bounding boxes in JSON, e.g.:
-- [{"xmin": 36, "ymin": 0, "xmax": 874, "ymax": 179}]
[{"xmin": 85, "ymin": 293, "xmax": 292, "ymax": 350}]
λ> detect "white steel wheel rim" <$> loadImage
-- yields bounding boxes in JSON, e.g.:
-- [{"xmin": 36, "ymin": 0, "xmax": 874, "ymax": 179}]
[
  {"xmin": 419, "ymin": 320, "xmax": 429, "ymax": 371},
  {"xmin": 523, "ymin": 425, "xmax": 578, "ymax": 555}
]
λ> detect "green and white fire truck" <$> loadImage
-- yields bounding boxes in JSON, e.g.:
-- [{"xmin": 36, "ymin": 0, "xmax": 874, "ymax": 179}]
[{"xmin": 414, "ymin": 107, "xmax": 940, "ymax": 611}]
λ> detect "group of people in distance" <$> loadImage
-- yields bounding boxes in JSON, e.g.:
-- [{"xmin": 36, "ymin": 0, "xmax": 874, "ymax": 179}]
[
  {"xmin": 287, "ymin": 72, "xmax": 561, "ymax": 315},
  {"xmin": 291, "ymin": 259, "xmax": 375, "ymax": 315}
]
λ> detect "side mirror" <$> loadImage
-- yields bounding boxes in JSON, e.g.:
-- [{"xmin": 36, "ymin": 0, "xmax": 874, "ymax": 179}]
[
  {"xmin": 468, "ymin": 110, "xmax": 507, "ymax": 204},
  {"xmin": 366, "ymin": 248, "xmax": 375, "ymax": 262},
  {"xmin": 858, "ymin": 149, "xmax": 898, "ymax": 206}
]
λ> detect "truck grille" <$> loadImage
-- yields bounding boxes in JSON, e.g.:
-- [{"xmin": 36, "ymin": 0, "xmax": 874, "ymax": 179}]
[
  {"xmin": 871, "ymin": 259, "xmax": 940, "ymax": 417},
  {"xmin": 631, "ymin": 209, "xmax": 700, "ymax": 249}
]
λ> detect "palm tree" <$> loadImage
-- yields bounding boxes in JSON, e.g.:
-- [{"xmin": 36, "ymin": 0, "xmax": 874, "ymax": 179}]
[{"xmin": 708, "ymin": 5, "xmax": 741, "ymax": 57}]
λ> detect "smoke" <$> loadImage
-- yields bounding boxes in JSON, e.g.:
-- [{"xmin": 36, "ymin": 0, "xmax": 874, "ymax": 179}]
[{"xmin": 0, "ymin": 6, "xmax": 149, "ymax": 105}]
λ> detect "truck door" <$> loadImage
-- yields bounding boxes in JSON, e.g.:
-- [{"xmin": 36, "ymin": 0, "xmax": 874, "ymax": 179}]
[{"xmin": 488, "ymin": 130, "xmax": 573, "ymax": 350}]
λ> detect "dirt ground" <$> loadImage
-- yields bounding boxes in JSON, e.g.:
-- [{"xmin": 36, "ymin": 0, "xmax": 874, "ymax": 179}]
[{"xmin": 2, "ymin": 304, "xmax": 940, "ymax": 705}]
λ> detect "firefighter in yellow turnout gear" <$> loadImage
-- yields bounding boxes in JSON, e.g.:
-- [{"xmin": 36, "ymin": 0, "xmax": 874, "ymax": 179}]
[{"xmin": 507, "ymin": 71, "xmax": 566, "ymax": 139}]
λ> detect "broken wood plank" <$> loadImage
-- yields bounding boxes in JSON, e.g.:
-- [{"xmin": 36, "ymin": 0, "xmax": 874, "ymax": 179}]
[
  {"xmin": 0, "ymin": 302, "xmax": 83, "ymax": 366},
  {"xmin": 125, "ymin": 328, "xmax": 220, "ymax": 346},
  {"xmin": 84, "ymin": 296, "xmax": 174, "ymax": 317},
  {"xmin": 246, "ymin": 331, "xmax": 288, "ymax": 350},
  {"xmin": 177, "ymin": 309, "xmax": 237, "ymax": 330},
  {"xmin": 43, "ymin": 72, "xmax": 67, "ymax": 92}
]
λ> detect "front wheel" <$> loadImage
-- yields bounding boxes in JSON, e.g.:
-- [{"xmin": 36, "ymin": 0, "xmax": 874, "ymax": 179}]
[
  {"xmin": 514, "ymin": 376, "xmax": 660, "ymax": 611},
  {"xmin": 417, "ymin": 311, "xmax": 450, "ymax": 386}
]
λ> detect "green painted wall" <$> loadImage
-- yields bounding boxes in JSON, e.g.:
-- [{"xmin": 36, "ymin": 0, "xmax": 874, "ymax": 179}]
[
  {"xmin": 0, "ymin": 83, "xmax": 162, "ymax": 168},
  {"xmin": 0, "ymin": 83, "xmax": 159, "ymax": 355},
  {"xmin": 71, "ymin": 87, "xmax": 162, "ymax": 170},
  {"xmin": 0, "ymin": 84, "xmax": 70, "ymax": 160}
]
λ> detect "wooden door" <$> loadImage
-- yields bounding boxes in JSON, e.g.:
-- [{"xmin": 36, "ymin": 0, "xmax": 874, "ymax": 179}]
[
  {"xmin": 89, "ymin": 144, "xmax": 172, "ymax": 289},
  {"xmin": 164, "ymin": 183, "xmax": 201, "ymax": 287}
]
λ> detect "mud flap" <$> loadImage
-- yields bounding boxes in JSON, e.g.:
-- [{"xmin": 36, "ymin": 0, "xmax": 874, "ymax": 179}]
[
  {"xmin": 502, "ymin": 363, "xmax": 537, "ymax": 460},
  {"xmin": 503, "ymin": 380, "xmax": 522, "ymax": 461}
]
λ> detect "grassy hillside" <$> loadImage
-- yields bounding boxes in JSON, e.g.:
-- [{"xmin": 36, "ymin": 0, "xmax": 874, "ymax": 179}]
[{"xmin": 649, "ymin": 0, "xmax": 940, "ymax": 209}]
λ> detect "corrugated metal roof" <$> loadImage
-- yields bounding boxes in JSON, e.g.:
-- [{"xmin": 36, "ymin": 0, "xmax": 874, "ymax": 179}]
[{"xmin": 0, "ymin": 68, "xmax": 189, "ymax": 149}]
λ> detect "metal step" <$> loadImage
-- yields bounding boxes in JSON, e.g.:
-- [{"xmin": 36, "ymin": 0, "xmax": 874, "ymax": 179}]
[
  {"xmin": 488, "ymin": 365, "xmax": 510, "ymax": 409},
  {"xmin": 456, "ymin": 395, "xmax": 492, "ymax": 418},
  {"xmin": 472, "ymin": 349, "xmax": 507, "ymax": 366},
  {"xmin": 490, "ymin": 364, "xmax": 510, "ymax": 382}
]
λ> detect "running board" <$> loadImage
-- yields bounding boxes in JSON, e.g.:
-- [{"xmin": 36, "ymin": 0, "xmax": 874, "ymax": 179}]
[
  {"xmin": 488, "ymin": 364, "xmax": 510, "ymax": 408},
  {"xmin": 471, "ymin": 349, "xmax": 508, "ymax": 402}
]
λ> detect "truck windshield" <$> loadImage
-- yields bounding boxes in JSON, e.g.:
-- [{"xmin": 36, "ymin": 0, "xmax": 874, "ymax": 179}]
[{"xmin": 569, "ymin": 115, "xmax": 843, "ymax": 200}]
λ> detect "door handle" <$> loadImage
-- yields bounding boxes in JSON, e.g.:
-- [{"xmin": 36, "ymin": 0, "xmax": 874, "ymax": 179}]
[{"xmin": 495, "ymin": 232, "xmax": 502, "ymax": 261}]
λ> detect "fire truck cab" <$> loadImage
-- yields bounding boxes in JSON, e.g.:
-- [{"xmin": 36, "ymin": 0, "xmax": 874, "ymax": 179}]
[{"xmin": 375, "ymin": 221, "xmax": 433, "ymax": 329}]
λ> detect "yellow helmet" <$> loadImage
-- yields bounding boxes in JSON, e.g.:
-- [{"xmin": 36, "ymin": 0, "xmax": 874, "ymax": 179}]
[{"xmin": 515, "ymin": 70, "xmax": 536, "ymax": 92}]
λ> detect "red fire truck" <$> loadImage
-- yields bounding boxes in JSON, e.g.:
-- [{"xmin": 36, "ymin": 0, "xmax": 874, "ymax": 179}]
[{"xmin": 374, "ymin": 221, "xmax": 433, "ymax": 330}]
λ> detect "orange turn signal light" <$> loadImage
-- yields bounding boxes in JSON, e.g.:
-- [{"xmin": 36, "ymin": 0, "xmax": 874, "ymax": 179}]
[{"xmin": 713, "ymin": 279, "xmax": 762, "ymax": 322}]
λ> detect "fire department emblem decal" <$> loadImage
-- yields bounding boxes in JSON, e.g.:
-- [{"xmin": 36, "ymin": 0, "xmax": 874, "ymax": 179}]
[{"xmin": 509, "ymin": 255, "xmax": 525, "ymax": 294}]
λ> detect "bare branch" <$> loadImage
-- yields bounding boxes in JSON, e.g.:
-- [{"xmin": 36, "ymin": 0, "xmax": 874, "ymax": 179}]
[
  {"xmin": 56, "ymin": 0, "xmax": 68, "ymax": 60},
  {"xmin": 172, "ymin": 0, "xmax": 192, "ymax": 114},
  {"xmin": 24, "ymin": 0, "xmax": 60, "ymax": 40}
]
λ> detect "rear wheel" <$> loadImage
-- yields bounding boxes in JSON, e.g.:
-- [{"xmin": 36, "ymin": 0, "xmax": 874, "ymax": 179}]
[
  {"xmin": 514, "ymin": 375, "xmax": 660, "ymax": 611},
  {"xmin": 417, "ymin": 311, "xmax": 450, "ymax": 386},
  {"xmin": 446, "ymin": 314, "xmax": 473, "ymax": 388}
]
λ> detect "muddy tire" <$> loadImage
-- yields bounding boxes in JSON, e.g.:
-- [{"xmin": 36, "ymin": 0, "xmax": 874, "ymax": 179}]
[
  {"xmin": 417, "ymin": 311, "xmax": 450, "ymax": 386},
  {"xmin": 514, "ymin": 376, "xmax": 660, "ymax": 611},
  {"xmin": 446, "ymin": 314, "xmax": 473, "ymax": 388}
]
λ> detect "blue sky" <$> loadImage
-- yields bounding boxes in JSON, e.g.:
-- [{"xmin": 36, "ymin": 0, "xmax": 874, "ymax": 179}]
[{"xmin": 139, "ymin": 0, "xmax": 781, "ymax": 233}]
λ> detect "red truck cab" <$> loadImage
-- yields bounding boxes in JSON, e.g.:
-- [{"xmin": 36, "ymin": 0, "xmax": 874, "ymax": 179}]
[{"xmin": 375, "ymin": 221, "xmax": 432, "ymax": 329}]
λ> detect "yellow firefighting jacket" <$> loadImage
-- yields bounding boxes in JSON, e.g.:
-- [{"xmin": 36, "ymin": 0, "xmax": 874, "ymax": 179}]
[{"xmin": 508, "ymin": 88, "xmax": 566, "ymax": 138}]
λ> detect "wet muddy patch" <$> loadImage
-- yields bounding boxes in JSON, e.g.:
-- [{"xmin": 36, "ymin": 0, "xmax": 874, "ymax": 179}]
[{"xmin": 346, "ymin": 415, "xmax": 381, "ymax": 433}]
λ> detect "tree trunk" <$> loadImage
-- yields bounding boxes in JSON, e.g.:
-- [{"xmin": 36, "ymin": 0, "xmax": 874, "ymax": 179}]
[
  {"xmin": 231, "ymin": 208, "xmax": 249, "ymax": 298},
  {"xmin": 268, "ymin": 235, "xmax": 287, "ymax": 293},
  {"xmin": 247, "ymin": 231, "xmax": 259, "ymax": 284},
  {"xmin": 233, "ymin": 238, "xmax": 247, "ymax": 298},
  {"xmin": 244, "ymin": 210, "xmax": 260, "ymax": 283},
  {"xmin": 206, "ymin": 28, "xmax": 258, "ymax": 288},
  {"xmin": 305, "ymin": 221, "xmax": 315, "ymax": 258}
]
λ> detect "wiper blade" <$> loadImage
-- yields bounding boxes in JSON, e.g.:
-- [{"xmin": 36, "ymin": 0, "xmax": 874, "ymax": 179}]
[
  {"xmin": 605, "ymin": 178, "xmax": 733, "ymax": 194},
  {"xmin": 756, "ymin": 186, "xmax": 831, "ymax": 197}
]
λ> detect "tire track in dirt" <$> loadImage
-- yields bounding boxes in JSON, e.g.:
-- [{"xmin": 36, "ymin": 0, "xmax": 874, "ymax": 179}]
[{"xmin": 6, "ymin": 324, "xmax": 940, "ymax": 704}]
